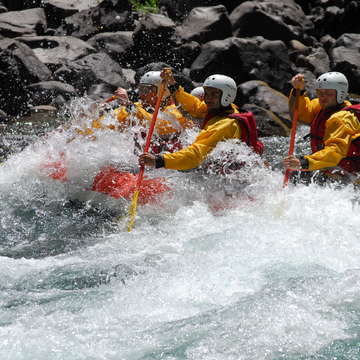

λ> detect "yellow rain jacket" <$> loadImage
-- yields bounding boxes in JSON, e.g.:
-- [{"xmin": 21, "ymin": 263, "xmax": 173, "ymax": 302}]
[
  {"xmin": 114, "ymin": 102, "xmax": 193, "ymax": 137},
  {"xmin": 290, "ymin": 89, "xmax": 360, "ymax": 171},
  {"xmin": 162, "ymin": 88, "xmax": 242, "ymax": 170},
  {"xmin": 76, "ymin": 101, "xmax": 193, "ymax": 138}
]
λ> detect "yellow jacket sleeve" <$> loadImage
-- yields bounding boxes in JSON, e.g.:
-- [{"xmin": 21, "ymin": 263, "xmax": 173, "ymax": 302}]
[
  {"xmin": 304, "ymin": 110, "xmax": 360, "ymax": 171},
  {"xmin": 154, "ymin": 104, "xmax": 194, "ymax": 136},
  {"xmin": 163, "ymin": 115, "xmax": 241, "ymax": 170},
  {"xmin": 289, "ymin": 89, "xmax": 321, "ymax": 125},
  {"xmin": 175, "ymin": 86, "xmax": 208, "ymax": 119}
]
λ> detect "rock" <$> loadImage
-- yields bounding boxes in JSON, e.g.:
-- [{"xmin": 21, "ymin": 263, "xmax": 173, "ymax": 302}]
[
  {"xmin": 132, "ymin": 12, "xmax": 177, "ymax": 68},
  {"xmin": 230, "ymin": 0, "xmax": 313, "ymax": 42},
  {"xmin": 25, "ymin": 81, "xmax": 77, "ymax": 107},
  {"xmin": 54, "ymin": 52, "xmax": 130, "ymax": 94},
  {"xmin": 0, "ymin": 38, "xmax": 51, "ymax": 116},
  {"xmin": 87, "ymin": 31, "xmax": 135, "ymax": 67},
  {"xmin": 190, "ymin": 36, "xmax": 294, "ymax": 93},
  {"xmin": 238, "ymin": 80, "xmax": 292, "ymax": 133},
  {"xmin": 55, "ymin": 0, "xmax": 133, "ymax": 40},
  {"xmin": 330, "ymin": 33, "xmax": 360, "ymax": 93},
  {"xmin": 0, "ymin": 8, "xmax": 47, "ymax": 37},
  {"xmin": 15, "ymin": 35, "xmax": 96, "ymax": 70},
  {"xmin": 175, "ymin": 5, "xmax": 232, "ymax": 44}
]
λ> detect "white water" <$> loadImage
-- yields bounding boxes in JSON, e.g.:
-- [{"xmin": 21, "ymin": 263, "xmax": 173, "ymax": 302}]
[{"xmin": 0, "ymin": 105, "xmax": 359, "ymax": 359}]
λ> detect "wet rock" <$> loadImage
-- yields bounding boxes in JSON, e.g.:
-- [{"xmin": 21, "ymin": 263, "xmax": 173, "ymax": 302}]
[
  {"xmin": 15, "ymin": 35, "xmax": 96, "ymax": 71},
  {"xmin": 230, "ymin": 0, "xmax": 314, "ymax": 42},
  {"xmin": 0, "ymin": 38, "xmax": 51, "ymax": 116},
  {"xmin": 55, "ymin": 0, "xmax": 133, "ymax": 40},
  {"xmin": 295, "ymin": 46, "xmax": 330, "ymax": 77},
  {"xmin": 238, "ymin": 80, "xmax": 292, "ymax": 134},
  {"xmin": 132, "ymin": 12, "xmax": 177, "ymax": 68},
  {"xmin": 42, "ymin": 0, "xmax": 106, "ymax": 28},
  {"xmin": 25, "ymin": 81, "xmax": 76, "ymax": 107},
  {"xmin": 241, "ymin": 103, "xmax": 290, "ymax": 137},
  {"xmin": 190, "ymin": 36, "xmax": 294, "ymax": 93},
  {"xmin": 0, "ymin": 8, "xmax": 47, "ymax": 37},
  {"xmin": 159, "ymin": 0, "xmax": 242, "ymax": 21},
  {"xmin": 87, "ymin": 31, "xmax": 135, "ymax": 67},
  {"xmin": 330, "ymin": 33, "xmax": 360, "ymax": 93},
  {"xmin": 54, "ymin": 52, "xmax": 130, "ymax": 94},
  {"xmin": 175, "ymin": 5, "xmax": 232, "ymax": 44}
]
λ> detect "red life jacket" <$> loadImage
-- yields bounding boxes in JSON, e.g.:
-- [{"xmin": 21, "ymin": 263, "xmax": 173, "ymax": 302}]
[
  {"xmin": 201, "ymin": 111, "xmax": 264, "ymax": 175},
  {"xmin": 309, "ymin": 103, "xmax": 360, "ymax": 173},
  {"xmin": 228, "ymin": 112, "xmax": 264, "ymax": 155}
]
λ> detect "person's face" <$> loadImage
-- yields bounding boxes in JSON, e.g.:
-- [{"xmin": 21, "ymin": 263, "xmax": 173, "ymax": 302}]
[
  {"xmin": 138, "ymin": 84, "xmax": 157, "ymax": 106},
  {"xmin": 316, "ymin": 89, "xmax": 338, "ymax": 109},
  {"xmin": 204, "ymin": 86, "xmax": 222, "ymax": 110}
]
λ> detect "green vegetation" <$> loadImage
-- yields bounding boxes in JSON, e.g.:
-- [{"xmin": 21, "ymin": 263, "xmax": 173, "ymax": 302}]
[{"xmin": 130, "ymin": 0, "xmax": 159, "ymax": 13}]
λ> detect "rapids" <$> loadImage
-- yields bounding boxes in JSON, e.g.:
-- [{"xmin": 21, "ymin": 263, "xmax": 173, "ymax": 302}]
[{"xmin": 0, "ymin": 100, "xmax": 359, "ymax": 359}]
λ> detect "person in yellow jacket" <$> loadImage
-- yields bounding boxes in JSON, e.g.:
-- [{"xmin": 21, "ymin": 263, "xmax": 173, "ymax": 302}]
[
  {"xmin": 283, "ymin": 71, "xmax": 360, "ymax": 183},
  {"xmin": 138, "ymin": 72, "xmax": 260, "ymax": 171},
  {"xmin": 76, "ymin": 71, "xmax": 193, "ymax": 153}
]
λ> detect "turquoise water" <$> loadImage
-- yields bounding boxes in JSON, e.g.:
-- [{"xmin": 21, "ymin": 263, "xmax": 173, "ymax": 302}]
[{"xmin": 0, "ymin": 107, "xmax": 359, "ymax": 359}]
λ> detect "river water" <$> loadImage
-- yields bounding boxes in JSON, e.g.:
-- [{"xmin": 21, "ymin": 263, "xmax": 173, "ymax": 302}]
[{"xmin": 0, "ymin": 104, "xmax": 359, "ymax": 359}]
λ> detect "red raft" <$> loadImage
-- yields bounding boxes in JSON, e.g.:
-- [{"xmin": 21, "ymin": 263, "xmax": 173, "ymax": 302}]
[
  {"xmin": 41, "ymin": 156, "xmax": 170, "ymax": 205},
  {"xmin": 91, "ymin": 166, "xmax": 170, "ymax": 205}
]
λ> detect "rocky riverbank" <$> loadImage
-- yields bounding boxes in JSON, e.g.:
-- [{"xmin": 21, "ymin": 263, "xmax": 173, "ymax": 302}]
[{"xmin": 0, "ymin": 0, "xmax": 359, "ymax": 138}]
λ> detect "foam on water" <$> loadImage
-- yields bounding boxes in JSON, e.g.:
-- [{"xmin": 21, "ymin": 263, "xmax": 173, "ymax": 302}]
[{"xmin": 0, "ymin": 103, "xmax": 359, "ymax": 359}]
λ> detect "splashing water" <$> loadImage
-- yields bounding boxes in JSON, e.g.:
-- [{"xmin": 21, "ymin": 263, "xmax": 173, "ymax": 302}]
[{"xmin": 0, "ymin": 100, "xmax": 359, "ymax": 359}]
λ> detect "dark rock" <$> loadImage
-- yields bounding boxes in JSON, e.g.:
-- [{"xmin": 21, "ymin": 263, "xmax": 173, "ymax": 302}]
[
  {"xmin": 295, "ymin": 46, "xmax": 330, "ymax": 77},
  {"xmin": 0, "ymin": 8, "xmax": 47, "ymax": 37},
  {"xmin": 159, "ymin": 0, "xmax": 244, "ymax": 21},
  {"xmin": 54, "ymin": 52, "xmax": 130, "ymax": 94},
  {"xmin": 87, "ymin": 31, "xmax": 135, "ymax": 67},
  {"xmin": 330, "ymin": 34, "xmax": 360, "ymax": 93},
  {"xmin": 55, "ymin": 0, "xmax": 134, "ymax": 40},
  {"xmin": 135, "ymin": 62, "xmax": 194, "ymax": 93},
  {"xmin": 190, "ymin": 36, "xmax": 294, "ymax": 94},
  {"xmin": 242, "ymin": 103, "xmax": 290, "ymax": 137},
  {"xmin": 175, "ymin": 5, "xmax": 232, "ymax": 44},
  {"xmin": 174, "ymin": 41, "xmax": 201, "ymax": 69},
  {"xmin": 132, "ymin": 12, "xmax": 177, "ymax": 68},
  {"xmin": 15, "ymin": 35, "xmax": 95, "ymax": 71},
  {"xmin": 0, "ymin": 39, "xmax": 51, "ymax": 116},
  {"xmin": 238, "ymin": 80, "xmax": 292, "ymax": 134},
  {"xmin": 25, "ymin": 81, "xmax": 77, "ymax": 107},
  {"xmin": 230, "ymin": 0, "xmax": 314, "ymax": 42}
]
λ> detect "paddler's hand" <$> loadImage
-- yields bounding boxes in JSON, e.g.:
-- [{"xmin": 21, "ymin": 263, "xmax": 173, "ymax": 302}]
[
  {"xmin": 283, "ymin": 155, "xmax": 301, "ymax": 170},
  {"xmin": 139, "ymin": 153, "xmax": 156, "ymax": 168},
  {"xmin": 114, "ymin": 87, "xmax": 130, "ymax": 105},
  {"xmin": 160, "ymin": 68, "xmax": 175, "ymax": 86},
  {"xmin": 291, "ymin": 74, "xmax": 305, "ymax": 90}
]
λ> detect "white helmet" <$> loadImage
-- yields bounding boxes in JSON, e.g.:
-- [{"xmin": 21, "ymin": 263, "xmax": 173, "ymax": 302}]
[
  {"xmin": 139, "ymin": 70, "xmax": 170, "ymax": 98},
  {"xmin": 139, "ymin": 71, "xmax": 162, "ymax": 87},
  {"xmin": 190, "ymin": 86, "xmax": 204, "ymax": 99},
  {"xmin": 316, "ymin": 71, "xmax": 348, "ymax": 104},
  {"xmin": 203, "ymin": 74, "xmax": 237, "ymax": 107}
]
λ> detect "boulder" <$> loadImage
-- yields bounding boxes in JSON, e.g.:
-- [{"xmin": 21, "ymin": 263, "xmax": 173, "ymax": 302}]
[
  {"xmin": 0, "ymin": 39, "xmax": 51, "ymax": 115},
  {"xmin": 190, "ymin": 36, "xmax": 294, "ymax": 93},
  {"xmin": 54, "ymin": 52, "xmax": 130, "ymax": 94},
  {"xmin": 132, "ymin": 12, "xmax": 177, "ymax": 68},
  {"xmin": 0, "ymin": 8, "xmax": 47, "ymax": 37},
  {"xmin": 175, "ymin": 5, "xmax": 232, "ymax": 44},
  {"xmin": 230, "ymin": 0, "xmax": 313, "ymax": 42},
  {"xmin": 330, "ymin": 33, "xmax": 360, "ymax": 93},
  {"xmin": 16, "ymin": 35, "xmax": 95, "ymax": 70},
  {"xmin": 238, "ymin": 80, "xmax": 292, "ymax": 133},
  {"xmin": 87, "ymin": 31, "xmax": 135, "ymax": 67}
]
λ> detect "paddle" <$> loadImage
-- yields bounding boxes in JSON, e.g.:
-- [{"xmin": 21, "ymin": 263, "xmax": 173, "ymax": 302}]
[
  {"xmin": 283, "ymin": 88, "xmax": 300, "ymax": 187},
  {"xmin": 127, "ymin": 68, "xmax": 171, "ymax": 232}
]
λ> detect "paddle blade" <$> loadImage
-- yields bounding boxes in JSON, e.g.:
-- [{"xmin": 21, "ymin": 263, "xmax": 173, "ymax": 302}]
[{"xmin": 127, "ymin": 189, "xmax": 140, "ymax": 232}]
